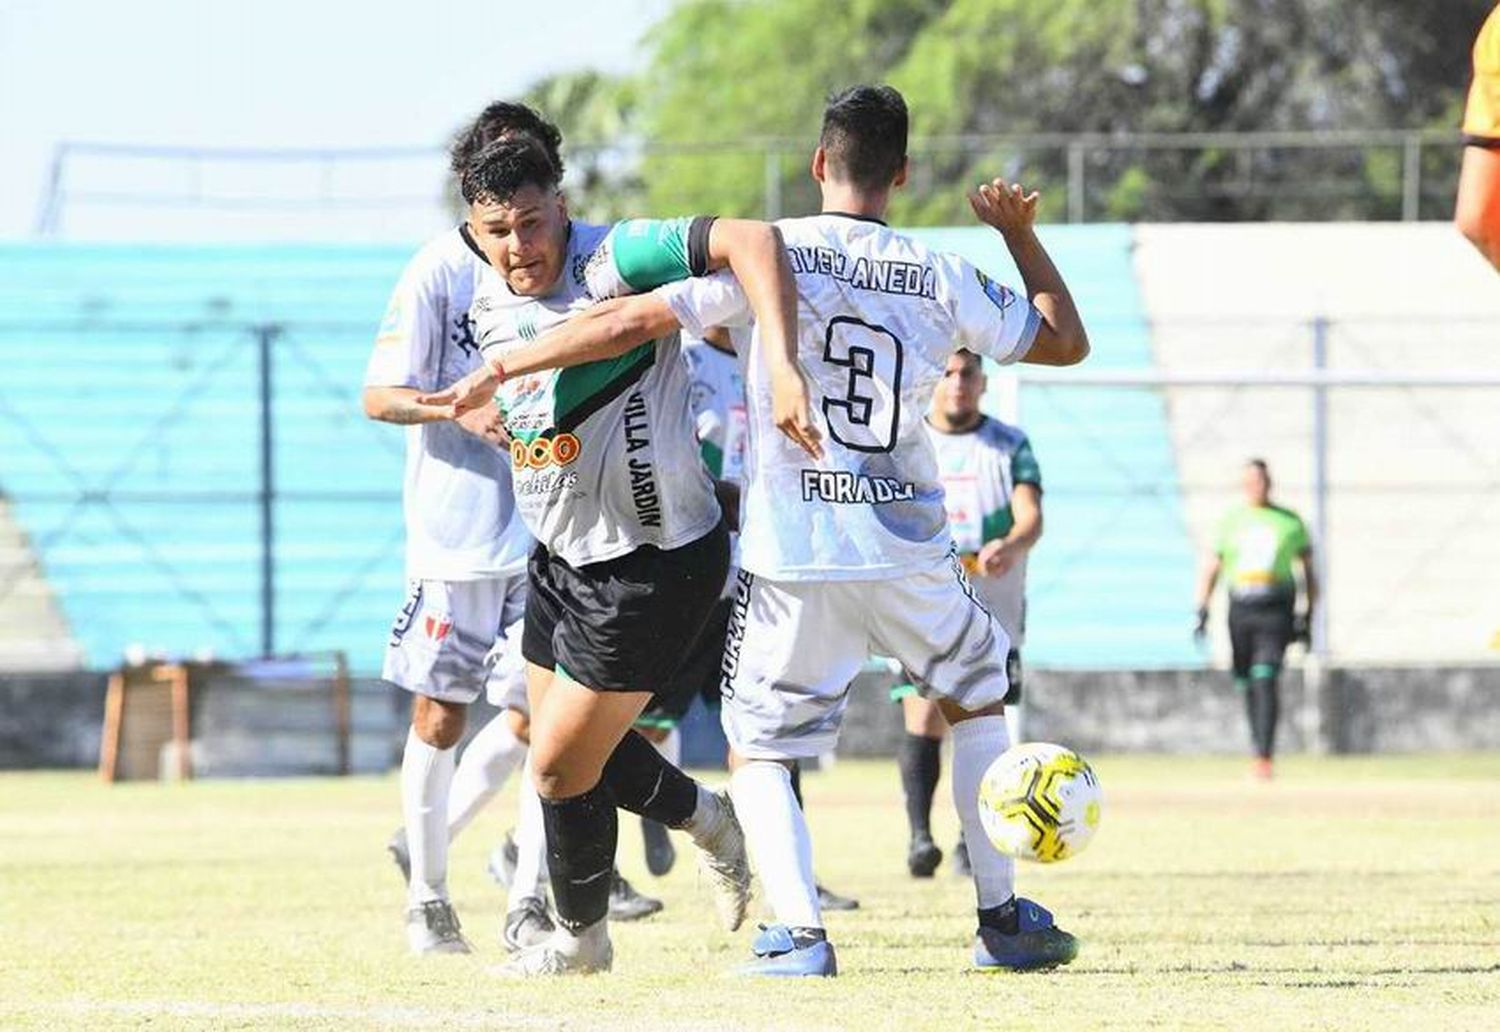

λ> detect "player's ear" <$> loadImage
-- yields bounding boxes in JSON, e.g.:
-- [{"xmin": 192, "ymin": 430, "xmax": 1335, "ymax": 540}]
[
  {"xmin": 811, "ymin": 146, "xmax": 827, "ymax": 184},
  {"xmin": 555, "ymin": 190, "xmax": 569, "ymax": 222},
  {"xmin": 893, "ymin": 156, "xmax": 909, "ymax": 189}
]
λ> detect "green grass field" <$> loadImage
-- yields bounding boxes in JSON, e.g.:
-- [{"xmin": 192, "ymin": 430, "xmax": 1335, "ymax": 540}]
[{"xmin": 4, "ymin": 754, "xmax": 1499, "ymax": 1030}]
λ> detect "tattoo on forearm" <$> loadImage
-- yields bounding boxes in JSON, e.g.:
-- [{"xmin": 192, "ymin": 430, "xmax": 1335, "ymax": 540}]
[{"xmin": 381, "ymin": 399, "xmax": 434, "ymax": 425}]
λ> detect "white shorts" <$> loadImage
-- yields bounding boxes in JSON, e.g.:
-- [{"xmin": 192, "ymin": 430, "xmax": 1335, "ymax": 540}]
[
  {"xmin": 721, "ymin": 556, "xmax": 1012, "ymax": 760},
  {"xmin": 383, "ymin": 574, "xmax": 528, "ymax": 710}
]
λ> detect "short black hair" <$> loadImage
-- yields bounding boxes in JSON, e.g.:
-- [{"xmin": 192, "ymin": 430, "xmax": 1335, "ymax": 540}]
[
  {"xmin": 1247, "ymin": 458, "xmax": 1271, "ymax": 476},
  {"xmin": 955, "ymin": 348, "xmax": 982, "ymax": 367},
  {"xmin": 460, "ymin": 135, "xmax": 561, "ymax": 206},
  {"xmin": 450, "ymin": 101, "xmax": 564, "ymax": 179},
  {"xmin": 820, "ymin": 85, "xmax": 908, "ymax": 191}
]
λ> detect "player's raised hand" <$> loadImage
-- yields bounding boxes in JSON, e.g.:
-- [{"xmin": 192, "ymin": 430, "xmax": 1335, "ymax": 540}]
[
  {"xmin": 416, "ymin": 365, "xmax": 501, "ymax": 417},
  {"xmin": 968, "ymin": 178, "xmax": 1040, "ymax": 238},
  {"xmin": 771, "ymin": 363, "xmax": 823, "ymax": 461}
]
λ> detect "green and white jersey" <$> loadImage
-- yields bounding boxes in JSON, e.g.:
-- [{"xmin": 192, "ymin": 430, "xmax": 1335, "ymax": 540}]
[
  {"xmin": 468, "ymin": 217, "xmax": 721, "ymax": 568},
  {"xmin": 926, "ymin": 416, "xmax": 1041, "ymax": 642},
  {"xmin": 1215, "ymin": 503, "xmax": 1308, "ymax": 603}
]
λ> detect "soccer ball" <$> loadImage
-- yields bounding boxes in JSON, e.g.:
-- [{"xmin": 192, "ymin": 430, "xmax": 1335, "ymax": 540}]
[{"xmin": 977, "ymin": 742, "xmax": 1102, "ymax": 863}]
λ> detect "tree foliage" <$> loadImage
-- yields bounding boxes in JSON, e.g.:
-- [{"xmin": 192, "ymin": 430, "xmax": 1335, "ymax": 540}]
[{"xmin": 526, "ymin": 0, "xmax": 1494, "ymax": 223}]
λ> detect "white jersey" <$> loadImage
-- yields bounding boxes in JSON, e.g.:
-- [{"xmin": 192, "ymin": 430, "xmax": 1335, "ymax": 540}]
[
  {"xmin": 364, "ymin": 228, "xmax": 532, "ymax": 581},
  {"xmin": 660, "ymin": 212, "xmax": 1042, "ymax": 582},
  {"xmin": 926, "ymin": 415, "xmax": 1041, "ymax": 643},
  {"xmin": 471, "ymin": 218, "xmax": 721, "ymax": 569},
  {"xmin": 683, "ymin": 336, "xmax": 749, "ymax": 589}
]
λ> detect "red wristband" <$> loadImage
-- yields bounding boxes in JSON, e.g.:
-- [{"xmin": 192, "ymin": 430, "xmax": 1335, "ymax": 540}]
[{"xmin": 485, "ymin": 353, "xmax": 507, "ymax": 381}]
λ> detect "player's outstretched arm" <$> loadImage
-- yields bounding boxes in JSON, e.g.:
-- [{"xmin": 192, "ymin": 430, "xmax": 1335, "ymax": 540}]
[
  {"xmin": 415, "ymin": 296, "xmax": 681, "ymax": 417},
  {"xmin": 1455, "ymin": 146, "xmax": 1500, "ymax": 271},
  {"xmin": 703, "ymin": 219, "xmax": 822, "ymax": 460},
  {"xmin": 363, "ymin": 385, "xmax": 458, "ymax": 425},
  {"xmin": 968, "ymin": 180, "xmax": 1089, "ymax": 366}
]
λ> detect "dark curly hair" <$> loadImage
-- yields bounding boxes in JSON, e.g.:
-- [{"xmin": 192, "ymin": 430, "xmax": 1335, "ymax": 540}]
[
  {"xmin": 459, "ymin": 134, "xmax": 561, "ymax": 206},
  {"xmin": 449, "ymin": 101, "xmax": 564, "ymax": 180}
]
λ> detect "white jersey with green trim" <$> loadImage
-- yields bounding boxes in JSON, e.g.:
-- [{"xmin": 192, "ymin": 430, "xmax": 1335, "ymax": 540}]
[
  {"xmin": 926, "ymin": 415, "xmax": 1041, "ymax": 643},
  {"xmin": 658, "ymin": 212, "xmax": 1043, "ymax": 582},
  {"xmin": 470, "ymin": 217, "xmax": 722, "ymax": 568},
  {"xmin": 364, "ymin": 228, "xmax": 532, "ymax": 581}
]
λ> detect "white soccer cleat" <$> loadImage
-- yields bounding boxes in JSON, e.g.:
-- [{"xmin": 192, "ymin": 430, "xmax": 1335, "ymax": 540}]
[
  {"xmin": 693, "ymin": 789, "xmax": 752, "ymax": 932},
  {"xmin": 493, "ymin": 923, "xmax": 613, "ymax": 977},
  {"xmin": 405, "ymin": 899, "xmax": 473, "ymax": 955}
]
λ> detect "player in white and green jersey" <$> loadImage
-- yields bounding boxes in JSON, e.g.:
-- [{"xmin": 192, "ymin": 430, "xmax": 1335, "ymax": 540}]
[
  {"xmin": 419, "ymin": 133, "xmax": 813, "ymax": 976},
  {"xmin": 896, "ymin": 348, "xmax": 1044, "ymax": 881},
  {"xmin": 435, "ymin": 87, "xmax": 1089, "ymax": 977}
]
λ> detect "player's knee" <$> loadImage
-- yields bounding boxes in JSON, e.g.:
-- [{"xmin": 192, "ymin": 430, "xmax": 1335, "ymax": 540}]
[
  {"xmin": 412, "ymin": 696, "xmax": 466, "ymax": 749},
  {"xmin": 938, "ymin": 697, "xmax": 1005, "ymax": 725},
  {"xmin": 529, "ymin": 745, "xmax": 597, "ymax": 800}
]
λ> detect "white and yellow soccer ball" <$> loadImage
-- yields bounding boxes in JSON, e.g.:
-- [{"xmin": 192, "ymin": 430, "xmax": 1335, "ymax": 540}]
[{"xmin": 977, "ymin": 742, "xmax": 1102, "ymax": 863}]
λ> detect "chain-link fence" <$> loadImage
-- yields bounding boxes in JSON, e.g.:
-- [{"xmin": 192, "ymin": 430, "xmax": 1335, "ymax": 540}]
[{"xmin": 2, "ymin": 315, "xmax": 1496, "ymax": 673}]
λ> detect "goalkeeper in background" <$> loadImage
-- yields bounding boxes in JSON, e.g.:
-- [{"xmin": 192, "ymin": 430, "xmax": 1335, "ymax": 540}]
[{"xmin": 1194, "ymin": 459, "xmax": 1318, "ymax": 780}]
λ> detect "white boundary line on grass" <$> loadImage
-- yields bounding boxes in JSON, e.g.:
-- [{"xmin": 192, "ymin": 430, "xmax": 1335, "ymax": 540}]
[{"xmin": 29, "ymin": 999, "xmax": 561, "ymax": 1029}]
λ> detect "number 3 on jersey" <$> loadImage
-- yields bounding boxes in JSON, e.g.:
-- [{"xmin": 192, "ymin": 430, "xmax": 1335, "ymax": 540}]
[{"xmin": 821, "ymin": 316, "xmax": 903, "ymax": 453}]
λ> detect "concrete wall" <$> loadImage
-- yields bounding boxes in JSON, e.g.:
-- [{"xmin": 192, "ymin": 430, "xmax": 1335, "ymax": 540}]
[{"xmin": 4, "ymin": 665, "xmax": 1498, "ymax": 771}]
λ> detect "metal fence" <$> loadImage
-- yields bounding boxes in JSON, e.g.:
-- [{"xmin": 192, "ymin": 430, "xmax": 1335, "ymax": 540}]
[
  {"xmin": 36, "ymin": 129, "xmax": 1466, "ymax": 238},
  {"xmin": 1, "ymin": 316, "xmax": 1497, "ymax": 672}
]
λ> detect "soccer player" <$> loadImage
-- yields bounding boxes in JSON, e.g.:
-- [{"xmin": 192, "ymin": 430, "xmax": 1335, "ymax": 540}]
[
  {"xmin": 896, "ymin": 350, "xmax": 1043, "ymax": 881},
  {"xmin": 364, "ymin": 102, "xmax": 562, "ymax": 955},
  {"xmin": 1194, "ymin": 459, "xmax": 1318, "ymax": 779},
  {"xmin": 1456, "ymin": 3, "xmax": 1500, "ymax": 270},
  {"xmin": 420, "ymin": 134, "xmax": 816, "ymax": 976},
  {"xmin": 439, "ymin": 85, "xmax": 1090, "ymax": 976}
]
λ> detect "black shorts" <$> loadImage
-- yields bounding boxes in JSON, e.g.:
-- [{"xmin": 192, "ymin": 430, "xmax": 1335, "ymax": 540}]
[
  {"xmin": 522, "ymin": 520, "xmax": 730, "ymax": 694},
  {"xmin": 637, "ymin": 595, "xmax": 731, "ymax": 729},
  {"xmin": 1227, "ymin": 597, "xmax": 1295, "ymax": 679}
]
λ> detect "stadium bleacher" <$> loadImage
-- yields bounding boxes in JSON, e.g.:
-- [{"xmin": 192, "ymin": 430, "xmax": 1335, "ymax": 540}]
[{"xmin": 1, "ymin": 225, "xmax": 1494, "ymax": 673}]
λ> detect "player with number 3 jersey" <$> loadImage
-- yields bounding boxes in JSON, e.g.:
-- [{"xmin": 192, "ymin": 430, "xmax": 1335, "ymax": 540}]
[{"xmin": 450, "ymin": 86, "xmax": 1090, "ymax": 976}]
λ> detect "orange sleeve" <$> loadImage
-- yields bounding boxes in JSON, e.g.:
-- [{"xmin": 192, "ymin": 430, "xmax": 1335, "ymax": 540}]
[{"xmin": 1464, "ymin": 6, "xmax": 1500, "ymax": 146}]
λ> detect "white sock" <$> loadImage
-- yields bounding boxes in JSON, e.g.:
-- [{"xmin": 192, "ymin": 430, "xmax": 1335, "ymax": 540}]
[
  {"xmin": 446, "ymin": 712, "xmax": 526, "ymax": 840},
  {"xmin": 401, "ymin": 725, "xmax": 456, "ymax": 906},
  {"xmin": 950, "ymin": 715, "xmax": 1015, "ymax": 909},
  {"xmin": 730, "ymin": 761, "xmax": 821, "ymax": 930},
  {"xmin": 1004, "ymin": 701, "xmax": 1025, "ymax": 745},
  {"xmin": 651, "ymin": 727, "xmax": 682, "ymax": 767},
  {"xmin": 507, "ymin": 756, "xmax": 550, "ymax": 910}
]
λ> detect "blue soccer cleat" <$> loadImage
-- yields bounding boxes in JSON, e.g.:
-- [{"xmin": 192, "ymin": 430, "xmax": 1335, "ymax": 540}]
[
  {"xmin": 973, "ymin": 898, "xmax": 1079, "ymax": 971},
  {"xmin": 738, "ymin": 924, "xmax": 838, "ymax": 977}
]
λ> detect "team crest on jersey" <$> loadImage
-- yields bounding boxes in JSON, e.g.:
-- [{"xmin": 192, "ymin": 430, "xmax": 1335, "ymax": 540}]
[
  {"xmin": 423, "ymin": 613, "xmax": 452, "ymax": 642},
  {"xmin": 975, "ymin": 269, "xmax": 1016, "ymax": 313}
]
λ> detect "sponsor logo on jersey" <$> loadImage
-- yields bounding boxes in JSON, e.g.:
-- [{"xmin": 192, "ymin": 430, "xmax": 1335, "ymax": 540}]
[
  {"xmin": 622, "ymin": 391, "xmax": 662, "ymax": 528},
  {"xmin": 787, "ymin": 246, "xmax": 937, "ymax": 299},
  {"xmin": 975, "ymin": 269, "xmax": 1016, "ymax": 313},
  {"xmin": 423, "ymin": 613, "xmax": 452, "ymax": 642},
  {"xmin": 799, "ymin": 469, "xmax": 917, "ymax": 504},
  {"xmin": 512, "ymin": 432, "xmax": 582, "ymax": 471}
]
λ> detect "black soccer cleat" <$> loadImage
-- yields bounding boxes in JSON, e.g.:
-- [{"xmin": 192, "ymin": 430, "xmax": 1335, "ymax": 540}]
[
  {"xmin": 907, "ymin": 833, "xmax": 943, "ymax": 878},
  {"xmin": 608, "ymin": 869, "xmax": 664, "ymax": 921}
]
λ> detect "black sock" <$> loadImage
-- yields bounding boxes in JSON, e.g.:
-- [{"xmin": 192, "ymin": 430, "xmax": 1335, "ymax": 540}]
[
  {"xmin": 977, "ymin": 896, "xmax": 1019, "ymax": 934},
  {"xmin": 790, "ymin": 926, "xmax": 826, "ymax": 949},
  {"xmin": 540, "ymin": 783, "xmax": 617, "ymax": 932},
  {"xmin": 601, "ymin": 729, "xmax": 700, "ymax": 828},
  {"xmin": 1247, "ymin": 676, "xmax": 1279, "ymax": 759},
  {"xmin": 789, "ymin": 759, "xmax": 805, "ymax": 810},
  {"xmin": 898, "ymin": 732, "xmax": 943, "ymax": 839}
]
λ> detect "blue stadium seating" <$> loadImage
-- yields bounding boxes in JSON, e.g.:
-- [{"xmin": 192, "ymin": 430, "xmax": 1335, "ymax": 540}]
[
  {"xmin": 911, "ymin": 226, "xmax": 1198, "ymax": 667},
  {"xmin": 0, "ymin": 229, "xmax": 1198, "ymax": 671}
]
